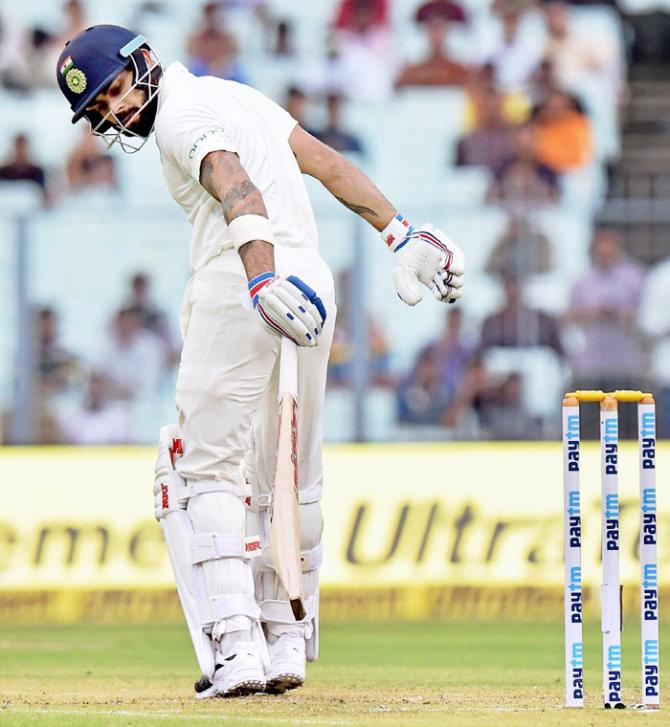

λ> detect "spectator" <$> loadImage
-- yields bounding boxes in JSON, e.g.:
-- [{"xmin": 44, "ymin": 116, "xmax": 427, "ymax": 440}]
[
  {"xmin": 334, "ymin": 0, "xmax": 389, "ymax": 32},
  {"xmin": 480, "ymin": 0, "xmax": 546, "ymax": 91},
  {"xmin": 415, "ymin": 0, "xmax": 466, "ymax": 24},
  {"xmin": 0, "ymin": 134, "xmax": 48, "ymax": 203},
  {"xmin": 284, "ymin": 86, "xmax": 317, "ymax": 136},
  {"xmin": 638, "ymin": 256, "xmax": 670, "ymax": 437},
  {"xmin": 35, "ymin": 306, "xmax": 80, "ymax": 394},
  {"xmin": 328, "ymin": 269, "xmax": 391, "ymax": 386},
  {"xmin": 27, "ymin": 1, "xmax": 88, "ymax": 88},
  {"xmin": 481, "ymin": 273, "xmax": 564, "ymax": 355},
  {"xmin": 314, "ymin": 94, "xmax": 364, "ymax": 155},
  {"xmin": 187, "ymin": 2, "xmax": 248, "ymax": 83},
  {"xmin": 564, "ymin": 227, "xmax": 646, "ymax": 435},
  {"xmin": 486, "ymin": 126, "xmax": 560, "ymax": 208},
  {"xmin": 542, "ymin": 1, "xmax": 623, "ymax": 98},
  {"xmin": 478, "ymin": 371, "xmax": 536, "ymax": 439},
  {"xmin": 66, "ymin": 129, "xmax": 118, "ymax": 192},
  {"xmin": 123, "ymin": 272, "xmax": 178, "ymax": 367},
  {"xmin": 419, "ymin": 307, "xmax": 476, "ymax": 394},
  {"xmin": 455, "ymin": 90, "xmax": 517, "ymax": 171},
  {"xmin": 97, "ymin": 308, "xmax": 165, "ymax": 401},
  {"xmin": 531, "ymin": 88, "xmax": 592, "ymax": 173},
  {"xmin": 395, "ymin": 14, "xmax": 470, "ymax": 88},
  {"xmin": 397, "ymin": 347, "xmax": 452, "ymax": 425},
  {"xmin": 58, "ymin": 372, "xmax": 133, "ymax": 444},
  {"xmin": 272, "ymin": 19, "xmax": 295, "ymax": 57},
  {"xmin": 0, "ymin": 13, "xmax": 30, "ymax": 90},
  {"xmin": 331, "ymin": 0, "xmax": 395, "ymax": 99},
  {"xmin": 485, "ymin": 215, "xmax": 552, "ymax": 277}
]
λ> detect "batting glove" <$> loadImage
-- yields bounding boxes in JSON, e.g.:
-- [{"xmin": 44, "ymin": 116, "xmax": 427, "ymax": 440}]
[
  {"xmin": 382, "ymin": 214, "xmax": 465, "ymax": 306},
  {"xmin": 249, "ymin": 272, "xmax": 327, "ymax": 347}
]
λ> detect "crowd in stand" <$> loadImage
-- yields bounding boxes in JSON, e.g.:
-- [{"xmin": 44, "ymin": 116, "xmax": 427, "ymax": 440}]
[{"xmin": 0, "ymin": 0, "xmax": 668, "ymax": 441}]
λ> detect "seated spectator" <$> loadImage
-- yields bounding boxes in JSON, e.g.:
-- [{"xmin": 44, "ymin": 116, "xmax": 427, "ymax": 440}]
[
  {"xmin": 455, "ymin": 90, "xmax": 517, "ymax": 171},
  {"xmin": 486, "ymin": 126, "xmax": 560, "ymax": 208},
  {"xmin": 66, "ymin": 129, "xmax": 118, "ymax": 192},
  {"xmin": 0, "ymin": 13, "xmax": 30, "ymax": 90},
  {"xmin": 485, "ymin": 215, "xmax": 552, "ymax": 277},
  {"xmin": 272, "ymin": 19, "xmax": 295, "ymax": 57},
  {"xmin": 58, "ymin": 372, "xmax": 133, "ymax": 444},
  {"xmin": 331, "ymin": 0, "xmax": 395, "ymax": 99},
  {"xmin": 419, "ymin": 307, "xmax": 476, "ymax": 393},
  {"xmin": 284, "ymin": 86, "xmax": 317, "ymax": 136},
  {"xmin": 328, "ymin": 269, "xmax": 392, "ymax": 386},
  {"xmin": 481, "ymin": 273, "xmax": 564, "ymax": 355},
  {"xmin": 415, "ymin": 0, "xmax": 466, "ymax": 24},
  {"xmin": 27, "ymin": 1, "xmax": 88, "ymax": 88},
  {"xmin": 187, "ymin": 2, "xmax": 248, "ymax": 83},
  {"xmin": 477, "ymin": 371, "xmax": 536, "ymax": 439},
  {"xmin": 530, "ymin": 88, "xmax": 592, "ymax": 173},
  {"xmin": 314, "ymin": 94, "xmax": 365, "ymax": 155},
  {"xmin": 97, "ymin": 308, "xmax": 166, "ymax": 401},
  {"xmin": 397, "ymin": 347, "xmax": 452, "ymax": 425},
  {"xmin": 564, "ymin": 226, "xmax": 646, "ymax": 437},
  {"xmin": 639, "ymin": 257, "xmax": 670, "ymax": 437},
  {"xmin": 334, "ymin": 0, "xmax": 389, "ymax": 32},
  {"xmin": 481, "ymin": 0, "xmax": 545, "ymax": 91},
  {"xmin": 123, "ymin": 272, "xmax": 178, "ymax": 366},
  {"xmin": 396, "ymin": 13, "xmax": 470, "ymax": 88},
  {"xmin": 35, "ymin": 306, "xmax": 80, "ymax": 394},
  {"xmin": 0, "ymin": 134, "xmax": 48, "ymax": 203},
  {"xmin": 542, "ymin": 0, "xmax": 623, "ymax": 99}
]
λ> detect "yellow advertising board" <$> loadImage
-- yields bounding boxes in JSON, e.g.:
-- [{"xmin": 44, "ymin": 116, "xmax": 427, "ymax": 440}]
[{"xmin": 1, "ymin": 443, "xmax": 667, "ymax": 622}]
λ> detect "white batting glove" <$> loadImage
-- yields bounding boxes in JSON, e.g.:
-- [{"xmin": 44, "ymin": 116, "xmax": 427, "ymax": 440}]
[
  {"xmin": 248, "ymin": 272, "xmax": 327, "ymax": 347},
  {"xmin": 381, "ymin": 214, "xmax": 465, "ymax": 306}
]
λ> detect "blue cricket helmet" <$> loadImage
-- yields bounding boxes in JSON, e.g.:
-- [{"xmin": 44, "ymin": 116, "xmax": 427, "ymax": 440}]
[{"xmin": 56, "ymin": 24, "xmax": 146, "ymax": 123}]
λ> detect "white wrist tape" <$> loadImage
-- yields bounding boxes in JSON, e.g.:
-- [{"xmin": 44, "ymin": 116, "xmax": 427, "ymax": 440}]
[
  {"xmin": 380, "ymin": 213, "xmax": 413, "ymax": 253},
  {"xmin": 228, "ymin": 214, "xmax": 275, "ymax": 252}
]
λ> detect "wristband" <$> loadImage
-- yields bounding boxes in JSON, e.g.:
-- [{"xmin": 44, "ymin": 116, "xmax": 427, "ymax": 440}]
[
  {"xmin": 228, "ymin": 214, "xmax": 275, "ymax": 252},
  {"xmin": 380, "ymin": 213, "xmax": 413, "ymax": 253},
  {"xmin": 248, "ymin": 271, "xmax": 276, "ymax": 306}
]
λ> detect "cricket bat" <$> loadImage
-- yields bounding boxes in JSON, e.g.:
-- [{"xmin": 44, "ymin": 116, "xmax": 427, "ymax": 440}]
[{"xmin": 269, "ymin": 337, "xmax": 306, "ymax": 621}]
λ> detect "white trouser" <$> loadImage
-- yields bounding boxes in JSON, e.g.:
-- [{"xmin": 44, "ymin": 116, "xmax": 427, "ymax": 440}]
[{"xmin": 175, "ymin": 245, "xmax": 335, "ymax": 652}]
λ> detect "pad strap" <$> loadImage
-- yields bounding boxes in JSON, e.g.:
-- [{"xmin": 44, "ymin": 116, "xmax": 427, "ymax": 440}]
[
  {"xmin": 260, "ymin": 594, "xmax": 317, "ymax": 628},
  {"xmin": 199, "ymin": 593, "xmax": 261, "ymax": 626},
  {"xmin": 192, "ymin": 533, "xmax": 246, "ymax": 564},
  {"xmin": 246, "ymin": 484, "xmax": 322, "ymax": 512},
  {"xmin": 189, "ymin": 478, "xmax": 251, "ymax": 499},
  {"xmin": 261, "ymin": 542, "xmax": 323, "ymax": 573}
]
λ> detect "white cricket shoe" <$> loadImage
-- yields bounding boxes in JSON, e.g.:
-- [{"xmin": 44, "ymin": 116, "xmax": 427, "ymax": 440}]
[
  {"xmin": 194, "ymin": 641, "xmax": 266, "ymax": 699},
  {"xmin": 265, "ymin": 633, "xmax": 306, "ymax": 694}
]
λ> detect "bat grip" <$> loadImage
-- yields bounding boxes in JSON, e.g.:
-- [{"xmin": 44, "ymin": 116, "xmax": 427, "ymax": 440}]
[{"xmin": 278, "ymin": 337, "xmax": 298, "ymax": 399}]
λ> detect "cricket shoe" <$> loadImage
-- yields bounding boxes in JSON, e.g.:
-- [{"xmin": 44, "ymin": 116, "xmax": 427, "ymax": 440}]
[
  {"xmin": 265, "ymin": 633, "xmax": 306, "ymax": 694},
  {"xmin": 194, "ymin": 641, "xmax": 266, "ymax": 699}
]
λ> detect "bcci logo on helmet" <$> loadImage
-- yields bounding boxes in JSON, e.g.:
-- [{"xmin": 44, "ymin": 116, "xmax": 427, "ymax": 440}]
[{"xmin": 66, "ymin": 68, "xmax": 87, "ymax": 94}]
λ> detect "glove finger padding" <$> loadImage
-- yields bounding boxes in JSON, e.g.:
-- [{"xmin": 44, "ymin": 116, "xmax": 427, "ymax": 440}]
[
  {"xmin": 256, "ymin": 275, "xmax": 326, "ymax": 347},
  {"xmin": 393, "ymin": 263, "xmax": 423, "ymax": 306}
]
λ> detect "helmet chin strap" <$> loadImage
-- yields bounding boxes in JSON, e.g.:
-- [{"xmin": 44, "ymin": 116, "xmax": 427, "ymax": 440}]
[{"xmin": 89, "ymin": 45, "xmax": 162, "ymax": 154}]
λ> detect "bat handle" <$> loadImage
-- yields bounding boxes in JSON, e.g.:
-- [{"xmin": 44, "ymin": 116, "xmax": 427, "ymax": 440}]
[{"xmin": 278, "ymin": 337, "xmax": 298, "ymax": 399}]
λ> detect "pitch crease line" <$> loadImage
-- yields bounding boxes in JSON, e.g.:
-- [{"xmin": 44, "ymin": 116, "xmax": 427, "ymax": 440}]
[{"xmin": 5, "ymin": 707, "xmax": 354, "ymax": 725}]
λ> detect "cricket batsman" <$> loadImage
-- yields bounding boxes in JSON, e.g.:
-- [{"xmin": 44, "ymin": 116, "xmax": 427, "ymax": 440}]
[{"xmin": 56, "ymin": 25, "xmax": 465, "ymax": 698}]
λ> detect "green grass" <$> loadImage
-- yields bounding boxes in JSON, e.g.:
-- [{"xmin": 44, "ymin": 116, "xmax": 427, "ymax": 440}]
[{"xmin": 0, "ymin": 620, "xmax": 666, "ymax": 725}]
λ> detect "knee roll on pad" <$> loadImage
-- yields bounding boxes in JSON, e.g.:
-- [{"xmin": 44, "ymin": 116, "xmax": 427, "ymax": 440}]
[{"xmin": 154, "ymin": 424, "xmax": 260, "ymax": 679}]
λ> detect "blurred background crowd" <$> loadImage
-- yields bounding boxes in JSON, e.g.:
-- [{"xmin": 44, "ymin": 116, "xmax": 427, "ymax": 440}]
[{"xmin": 0, "ymin": 0, "xmax": 669, "ymax": 444}]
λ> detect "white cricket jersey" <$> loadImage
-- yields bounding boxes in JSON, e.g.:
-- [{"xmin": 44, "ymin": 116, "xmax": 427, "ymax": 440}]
[{"xmin": 154, "ymin": 62, "xmax": 320, "ymax": 272}]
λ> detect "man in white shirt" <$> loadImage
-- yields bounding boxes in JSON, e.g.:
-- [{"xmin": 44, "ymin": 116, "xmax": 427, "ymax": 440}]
[{"xmin": 56, "ymin": 25, "xmax": 465, "ymax": 699}]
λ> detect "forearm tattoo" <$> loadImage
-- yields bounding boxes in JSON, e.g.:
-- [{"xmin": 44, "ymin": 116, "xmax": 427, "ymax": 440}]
[
  {"xmin": 335, "ymin": 196, "xmax": 379, "ymax": 218},
  {"xmin": 200, "ymin": 152, "xmax": 267, "ymax": 223}
]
